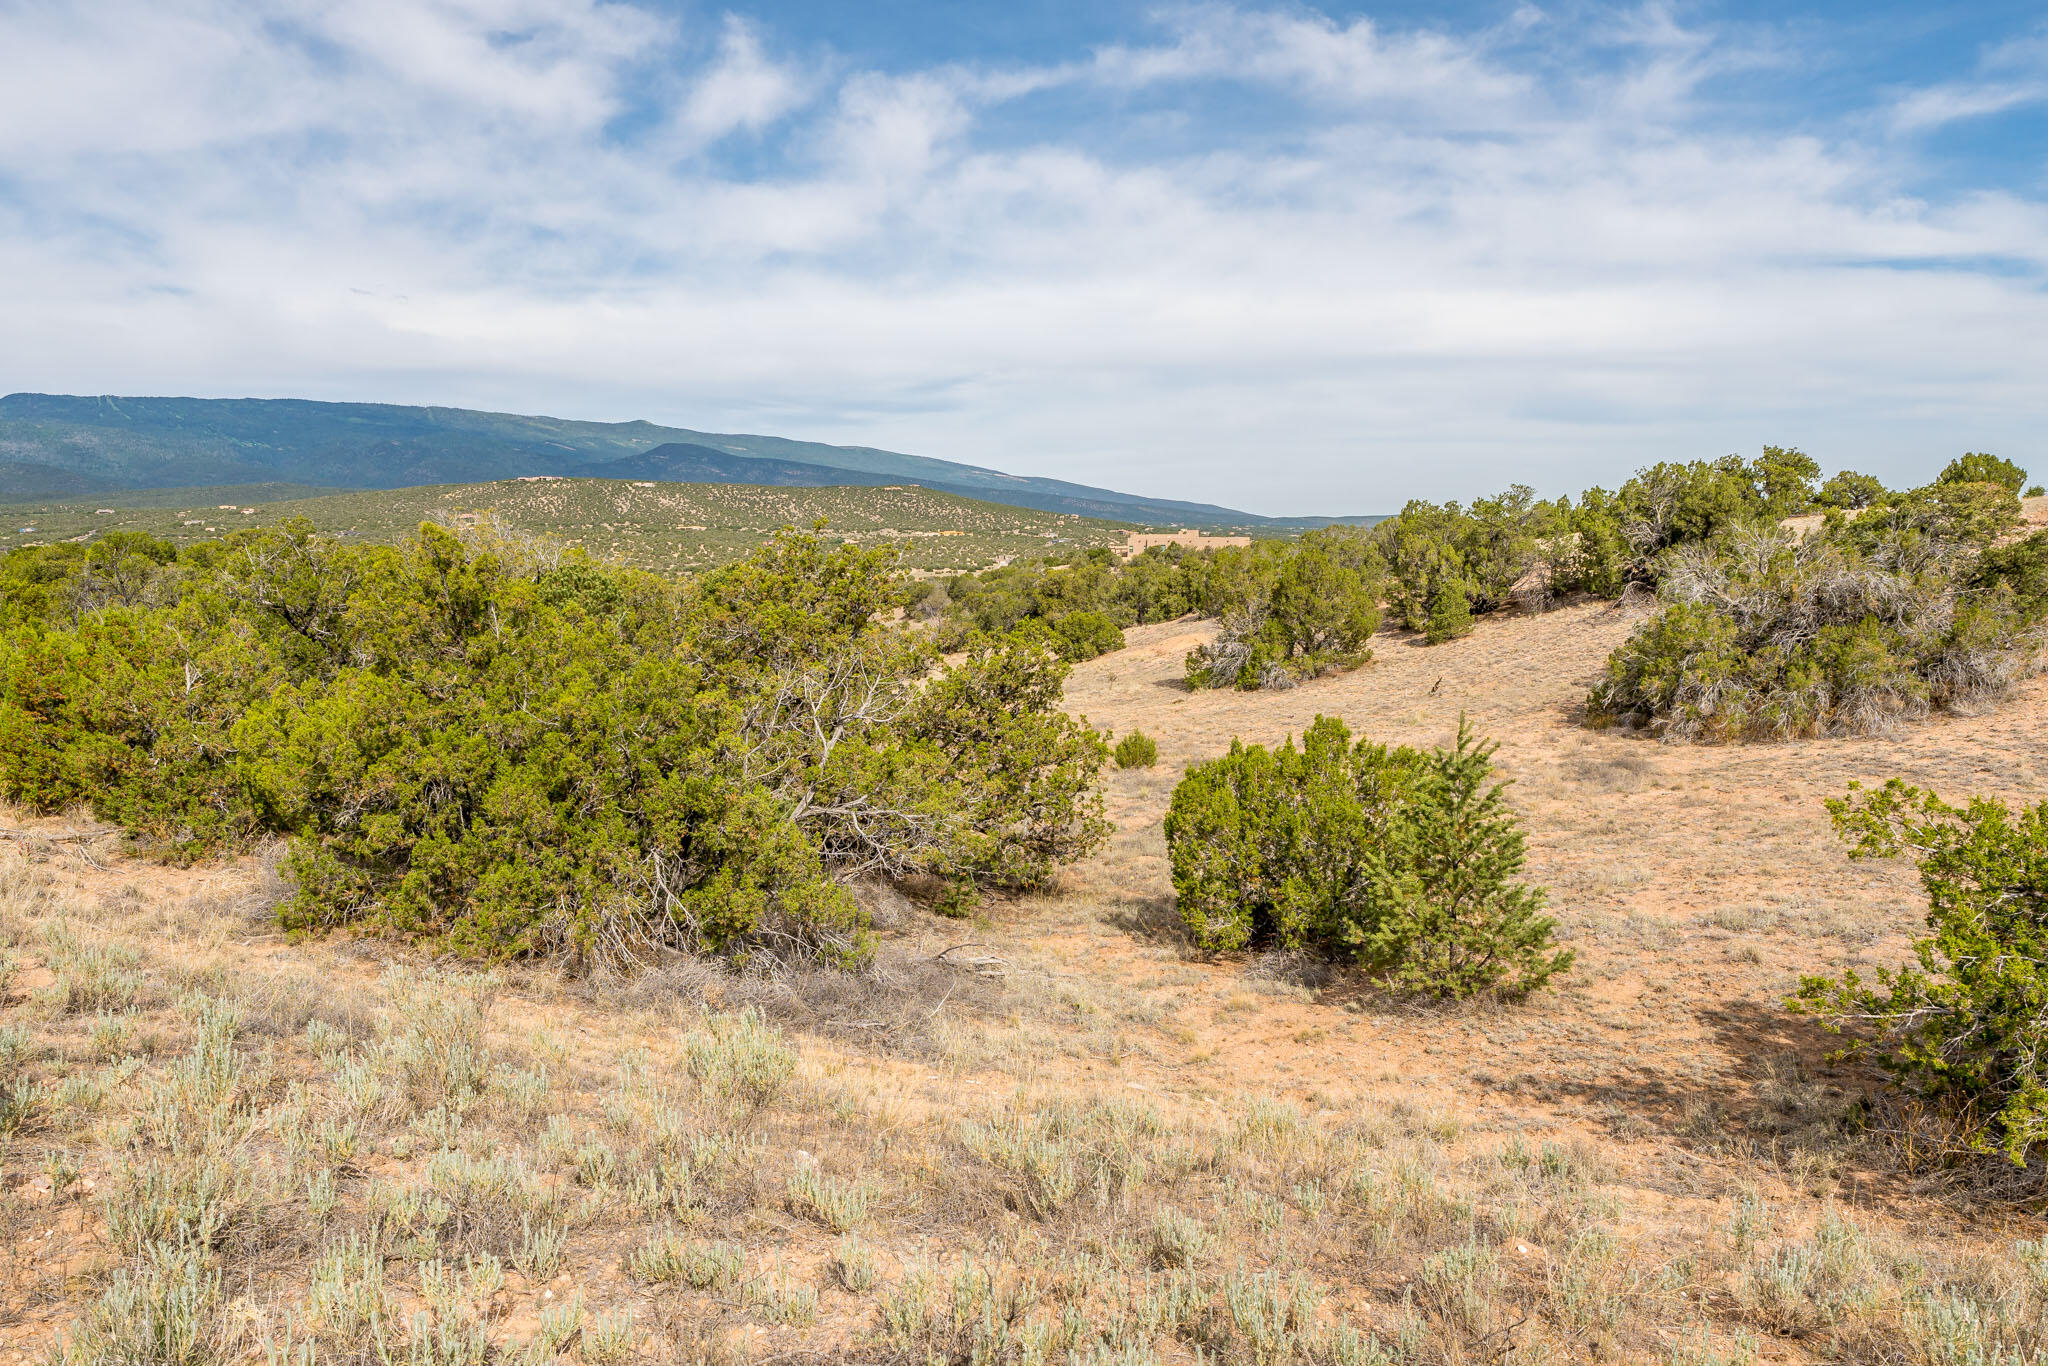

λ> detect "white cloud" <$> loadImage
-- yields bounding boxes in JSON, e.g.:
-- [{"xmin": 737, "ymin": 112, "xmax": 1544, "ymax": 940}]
[
  {"xmin": 1891, "ymin": 20, "xmax": 2048, "ymax": 131},
  {"xmin": 0, "ymin": 1, "xmax": 2043, "ymax": 513},
  {"xmin": 673, "ymin": 14, "xmax": 809, "ymax": 148}
]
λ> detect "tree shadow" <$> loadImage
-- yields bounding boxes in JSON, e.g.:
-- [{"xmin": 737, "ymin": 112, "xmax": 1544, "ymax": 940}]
[
  {"xmin": 1471, "ymin": 993, "xmax": 1923, "ymax": 1192},
  {"xmin": 1103, "ymin": 892, "xmax": 1198, "ymax": 953}
]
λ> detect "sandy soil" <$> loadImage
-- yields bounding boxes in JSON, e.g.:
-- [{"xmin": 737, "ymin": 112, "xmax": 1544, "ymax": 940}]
[{"xmin": 1018, "ymin": 602, "xmax": 2048, "ymax": 1216}]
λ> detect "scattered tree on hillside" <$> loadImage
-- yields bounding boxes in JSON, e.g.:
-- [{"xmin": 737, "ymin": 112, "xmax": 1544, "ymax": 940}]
[
  {"xmin": 1184, "ymin": 535, "xmax": 1382, "ymax": 690},
  {"xmin": 1939, "ymin": 452, "xmax": 2029, "ymax": 494}
]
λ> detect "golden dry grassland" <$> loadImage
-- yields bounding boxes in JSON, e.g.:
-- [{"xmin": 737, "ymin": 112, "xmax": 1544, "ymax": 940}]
[{"xmin": 6, "ymin": 600, "xmax": 2048, "ymax": 1365}]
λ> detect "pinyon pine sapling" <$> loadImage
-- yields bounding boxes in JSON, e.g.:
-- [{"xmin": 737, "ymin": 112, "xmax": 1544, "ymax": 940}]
[{"xmin": 1349, "ymin": 720, "xmax": 1573, "ymax": 999}]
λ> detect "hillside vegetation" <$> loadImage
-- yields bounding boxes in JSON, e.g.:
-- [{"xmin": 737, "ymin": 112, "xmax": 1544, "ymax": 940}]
[
  {"xmin": 11, "ymin": 597, "xmax": 2048, "ymax": 1364},
  {"xmin": 0, "ymin": 522, "xmax": 1112, "ymax": 966},
  {"xmin": 934, "ymin": 448, "xmax": 2048, "ymax": 739},
  {"xmin": 0, "ymin": 479, "xmax": 1129, "ymax": 574},
  {"xmin": 9, "ymin": 445, "xmax": 2048, "ymax": 1365},
  {"xmin": 0, "ymin": 393, "xmax": 1319, "ymax": 527}
]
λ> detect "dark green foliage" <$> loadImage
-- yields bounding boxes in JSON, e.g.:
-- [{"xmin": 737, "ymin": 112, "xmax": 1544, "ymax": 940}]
[
  {"xmin": 1546, "ymin": 489, "xmax": 1631, "ymax": 598},
  {"xmin": 1609, "ymin": 456, "xmax": 1771, "ymax": 559},
  {"xmin": 1838, "ymin": 479, "xmax": 2022, "ymax": 555},
  {"xmin": 908, "ymin": 632, "xmax": 1111, "ymax": 894},
  {"xmin": 943, "ymin": 538, "xmax": 1273, "ymax": 649},
  {"xmin": 1350, "ymin": 722, "xmax": 1575, "ymax": 999},
  {"xmin": 1378, "ymin": 487, "xmax": 1560, "ymax": 635},
  {"xmin": 1112, "ymin": 731, "xmax": 1158, "ymax": 770},
  {"xmin": 1184, "ymin": 534, "xmax": 1382, "ymax": 690},
  {"xmin": 1051, "ymin": 610, "xmax": 1125, "ymax": 662},
  {"xmin": 1940, "ymin": 453, "xmax": 2028, "ymax": 494},
  {"xmin": 1381, "ymin": 500, "xmax": 1477, "ymax": 632},
  {"xmin": 1554, "ymin": 448, "xmax": 1826, "ymax": 593},
  {"xmin": 1976, "ymin": 531, "xmax": 2048, "ymax": 618},
  {"xmin": 1816, "ymin": 470, "xmax": 1889, "ymax": 510},
  {"xmin": 0, "ymin": 522, "xmax": 1110, "ymax": 966},
  {"xmin": 1794, "ymin": 780, "xmax": 2048, "ymax": 1165},
  {"xmin": 1165, "ymin": 717, "xmax": 1417, "ymax": 953},
  {"xmin": 1424, "ymin": 582, "xmax": 1473, "ymax": 644},
  {"xmin": 1163, "ymin": 716, "xmax": 1568, "ymax": 1000},
  {"xmin": 1589, "ymin": 524, "xmax": 2040, "ymax": 741},
  {"xmin": 1751, "ymin": 446, "xmax": 1823, "ymax": 516}
]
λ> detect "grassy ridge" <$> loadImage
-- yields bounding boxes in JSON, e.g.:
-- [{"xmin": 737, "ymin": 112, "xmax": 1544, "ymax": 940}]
[{"xmin": 0, "ymin": 478, "xmax": 1131, "ymax": 573}]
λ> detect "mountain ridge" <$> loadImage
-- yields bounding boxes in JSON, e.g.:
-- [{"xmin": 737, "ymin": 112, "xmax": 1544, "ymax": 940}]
[{"xmin": 0, "ymin": 393, "xmax": 1374, "ymax": 528}]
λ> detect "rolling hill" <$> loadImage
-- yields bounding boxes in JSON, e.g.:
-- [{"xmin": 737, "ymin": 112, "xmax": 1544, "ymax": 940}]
[
  {"xmin": 0, "ymin": 478, "xmax": 1131, "ymax": 574},
  {"xmin": 0, "ymin": 393, "xmax": 1366, "ymax": 528}
]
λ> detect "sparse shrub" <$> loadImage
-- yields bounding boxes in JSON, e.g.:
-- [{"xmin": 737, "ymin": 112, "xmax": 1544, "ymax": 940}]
[
  {"xmin": 1794, "ymin": 779, "xmax": 2048, "ymax": 1165},
  {"xmin": 1164, "ymin": 716, "xmax": 1569, "ymax": 999},
  {"xmin": 681, "ymin": 1240, "xmax": 746, "ymax": 1291},
  {"xmin": 102, "ymin": 1151, "xmax": 251, "ymax": 1255},
  {"xmin": 1217, "ymin": 1269, "xmax": 1326, "ymax": 1363},
  {"xmin": 384, "ymin": 968, "xmax": 493, "ymax": 1114},
  {"xmin": 830, "ymin": 1234, "xmax": 880, "ymax": 1293},
  {"xmin": 785, "ymin": 1158, "xmax": 872, "ymax": 1231},
  {"xmin": 513, "ymin": 1215, "xmax": 568, "ymax": 1280},
  {"xmin": 1590, "ymin": 522, "xmax": 2041, "ymax": 741},
  {"xmin": 627, "ymin": 1231, "xmax": 691, "ymax": 1286},
  {"xmin": 306, "ymin": 1233, "xmax": 389, "ymax": 1339},
  {"xmin": 1417, "ymin": 1240, "xmax": 1504, "ymax": 1340},
  {"xmin": 47, "ymin": 941, "xmax": 143, "ymax": 1014},
  {"xmin": 1146, "ymin": 1207, "xmax": 1211, "ymax": 1269},
  {"xmin": 580, "ymin": 1310, "xmax": 638, "ymax": 1365},
  {"xmin": 685, "ymin": 1010, "xmax": 797, "ymax": 1116},
  {"xmin": 1733, "ymin": 1209, "xmax": 1880, "ymax": 1335},
  {"xmin": 880, "ymin": 1261, "xmax": 1041, "ymax": 1363},
  {"xmin": 747, "ymin": 1267, "xmax": 819, "ymax": 1326},
  {"xmin": 957, "ymin": 1095, "xmax": 1163, "ymax": 1221},
  {"xmin": 1112, "ymin": 731, "xmax": 1158, "ymax": 770},
  {"xmin": 0, "ymin": 1075, "xmax": 45, "ymax": 1137},
  {"xmin": 55, "ymin": 1242, "xmax": 232, "ymax": 1366},
  {"xmin": 535, "ymin": 1294, "xmax": 586, "ymax": 1355}
]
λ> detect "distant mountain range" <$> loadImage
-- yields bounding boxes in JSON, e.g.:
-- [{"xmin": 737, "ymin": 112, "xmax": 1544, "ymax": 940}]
[{"xmin": 0, "ymin": 394, "xmax": 1373, "ymax": 528}]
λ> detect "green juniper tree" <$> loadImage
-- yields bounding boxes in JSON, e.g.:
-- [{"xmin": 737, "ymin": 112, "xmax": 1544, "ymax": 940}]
[
  {"xmin": 1795, "ymin": 779, "xmax": 2048, "ymax": 1165},
  {"xmin": 1164, "ymin": 715, "xmax": 1569, "ymax": 1000}
]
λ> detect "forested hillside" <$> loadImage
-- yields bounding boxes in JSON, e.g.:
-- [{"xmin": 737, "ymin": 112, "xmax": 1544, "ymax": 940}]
[{"xmin": 0, "ymin": 394, "xmax": 1344, "ymax": 527}]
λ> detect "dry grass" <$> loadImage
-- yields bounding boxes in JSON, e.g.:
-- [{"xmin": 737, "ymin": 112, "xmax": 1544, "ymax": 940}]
[{"xmin": 7, "ymin": 601, "xmax": 2048, "ymax": 1364}]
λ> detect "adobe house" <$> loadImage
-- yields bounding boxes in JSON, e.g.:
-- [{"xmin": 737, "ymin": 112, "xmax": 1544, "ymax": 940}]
[{"xmin": 1115, "ymin": 528, "xmax": 1252, "ymax": 558}]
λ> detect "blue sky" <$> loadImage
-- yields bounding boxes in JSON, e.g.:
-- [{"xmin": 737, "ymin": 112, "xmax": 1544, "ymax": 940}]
[{"xmin": 1, "ymin": 1, "xmax": 2044, "ymax": 513}]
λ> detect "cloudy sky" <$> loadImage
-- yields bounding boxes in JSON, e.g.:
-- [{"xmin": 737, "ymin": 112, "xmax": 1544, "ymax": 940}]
[{"xmin": 2, "ymin": 1, "xmax": 2043, "ymax": 514}]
